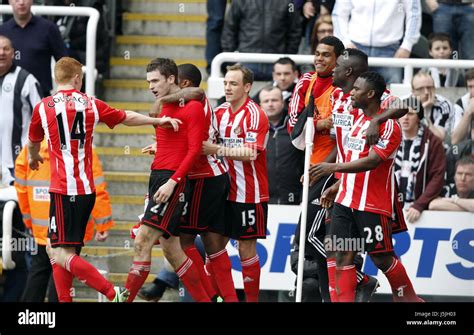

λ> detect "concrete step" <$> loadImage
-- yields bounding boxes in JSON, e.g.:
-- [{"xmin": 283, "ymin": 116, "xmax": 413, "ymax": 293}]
[
  {"xmin": 123, "ymin": 13, "xmax": 206, "ymax": 37},
  {"xmin": 110, "ymin": 195, "xmax": 147, "ymax": 222},
  {"xmin": 124, "ymin": 0, "xmax": 206, "ymax": 15},
  {"xmin": 95, "ymin": 146, "xmax": 153, "ymax": 172},
  {"xmin": 109, "ymin": 57, "xmax": 206, "ymax": 79},
  {"xmin": 81, "ymin": 245, "xmax": 164, "ymax": 273},
  {"xmin": 72, "ymin": 288, "xmax": 180, "ymax": 303},
  {"xmin": 104, "ymin": 171, "xmax": 149, "ymax": 196},
  {"xmin": 95, "ymin": 123, "xmax": 155, "ymax": 148},
  {"xmin": 115, "ymin": 35, "xmax": 205, "ymax": 60}
]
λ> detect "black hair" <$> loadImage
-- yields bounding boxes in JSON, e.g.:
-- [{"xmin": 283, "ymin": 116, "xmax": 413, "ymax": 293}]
[
  {"xmin": 428, "ymin": 32, "xmax": 452, "ymax": 50},
  {"xmin": 146, "ymin": 58, "xmax": 178, "ymax": 84},
  {"xmin": 358, "ymin": 71, "xmax": 386, "ymax": 101},
  {"xmin": 343, "ymin": 48, "xmax": 368, "ymax": 73},
  {"xmin": 273, "ymin": 57, "xmax": 297, "ymax": 72},
  {"xmin": 177, "ymin": 63, "xmax": 202, "ymax": 87},
  {"xmin": 318, "ymin": 36, "xmax": 345, "ymax": 58}
]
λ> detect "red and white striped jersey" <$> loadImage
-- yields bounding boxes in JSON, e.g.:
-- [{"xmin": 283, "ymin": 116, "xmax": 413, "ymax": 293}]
[
  {"xmin": 28, "ymin": 89, "xmax": 126, "ymax": 195},
  {"xmin": 335, "ymin": 110, "xmax": 402, "ymax": 217},
  {"xmin": 332, "ymin": 88, "xmax": 395, "ymax": 166},
  {"xmin": 188, "ymin": 97, "xmax": 227, "ymax": 179},
  {"xmin": 214, "ymin": 98, "xmax": 269, "ymax": 203}
]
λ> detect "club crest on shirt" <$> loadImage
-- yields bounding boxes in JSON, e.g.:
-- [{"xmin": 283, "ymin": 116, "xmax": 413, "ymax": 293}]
[
  {"xmin": 245, "ymin": 132, "xmax": 257, "ymax": 143},
  {"xmin": 2, "ymin": 83, "xmax": 13, "ymax": 92},
  {"xmin": 332, "ymin": 113, "xmax": 353, "ymax": 128},
  {"xmin": 346, "ymin": 136, "xmax": 365, "ymax": 152},
  {"xmin": 234, "ymin": 126, "xmax": 242, "ymax": 135}
]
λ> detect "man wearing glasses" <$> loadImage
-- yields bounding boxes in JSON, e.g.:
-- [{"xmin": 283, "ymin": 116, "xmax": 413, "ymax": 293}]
[{"xmin": 411, "ymin": 71, "xmax": 454, "ymax": 141}]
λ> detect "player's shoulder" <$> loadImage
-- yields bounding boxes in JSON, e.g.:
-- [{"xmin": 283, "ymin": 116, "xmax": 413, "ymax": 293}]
[
  {"xmin": 214, "ymin": 102, "xmax": 231, "ymax": 113},
  {"xmin": 295, "ymin": 72, "xmax": 314, "ymax": 89}
]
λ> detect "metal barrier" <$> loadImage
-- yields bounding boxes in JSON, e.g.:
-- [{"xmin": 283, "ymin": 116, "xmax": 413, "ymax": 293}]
[
  {"xmin": 0, "ymin": 5, "xmax": 100, "ymax": 96},
  {"xmin": 208, "ymin": 52, "xmax": 474, "ymax": 99}
]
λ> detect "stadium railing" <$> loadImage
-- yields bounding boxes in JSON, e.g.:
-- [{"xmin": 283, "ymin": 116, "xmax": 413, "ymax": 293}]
[
  {"xmin": 0, "ymin": 5, "xmax": 100, "ymax": 96},
  {"xmin": 208, "ymin": 52, "xmax": 474, "ymax": 99}
]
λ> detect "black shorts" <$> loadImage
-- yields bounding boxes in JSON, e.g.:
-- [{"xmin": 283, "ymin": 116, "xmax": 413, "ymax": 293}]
[
  {"xmin": 223, "ymin": 201, "xmax": 268, "ymax": 240},
  {"xmin": 305, "ymin": 174, "xmax": 337, "ymax": 257},
  {"xmin": 329, "ymin": 203, "xmax": 393, "ymax": 254},
  {"xmin": 48, "ymin": 193, "xmax": 96, "ymax": 248},
  {"xmin": 141, "ymin": 170, "xmax": 189, "ymax": 237},
  {"xmin": 180, "ymin": 173, "xmax": 230, "ymax": 235}
]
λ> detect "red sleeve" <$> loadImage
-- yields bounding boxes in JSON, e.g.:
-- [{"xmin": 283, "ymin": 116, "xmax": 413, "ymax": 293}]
[
  {"xmin": 170, "ymin": 101, "xmax": 206, "ymax": 182},
  {"xmin": 28, "ymin": 103, "xmax": 44, "ymax": 143},
  {"xmin": 94, "ymin": 98, "xmax": 127, "ymax": 129},
  {"xmin": 372, "ymin": 119, "xmax": 402, "ymax": 160},
  {"xmin": 245, "ymin": 104, "xmax": 269, "ymax": 152},
  {"xmin": 287, "ymin": 73, "xmax": 312, "ymax": 133}
]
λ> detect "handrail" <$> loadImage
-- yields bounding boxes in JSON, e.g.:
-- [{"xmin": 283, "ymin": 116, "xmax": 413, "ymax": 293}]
[
  {"xmin": 2, "ymin": 201, "xmax": 17, "ymax": 270},
  {"xmin": 0, "ymin": 5, "xmax": 100, "ymax": 96},
  {"xmin": 208, "ymin": 52, "xmax": 474, "ymax": 99}
]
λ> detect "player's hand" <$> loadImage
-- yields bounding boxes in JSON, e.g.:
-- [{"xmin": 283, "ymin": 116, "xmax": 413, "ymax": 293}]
[
  {"xmin": 320, "ymin": 182, "xmax": 340, "ymax": 208},
  {"xmin": 95, "ymin": 230, "xmax": 109, "ymax": 242},
  {"xmin": 316, "ymin": 116, "xmax": 333, "ymax": 131},
  {"xmin": 366, "ymin": 116, "xmax": 382, "ymax": 146},
  {"xmin": 142, "ymin": 142, "xmax": 157, "ymax": 155},
  {"xmin": 405, "ymin": 207, "xmax": 421, "ymax": 223},
  {"xmin": 311, "ymin": 162, "xmax": 336, "ymax": 181},
  {"xmin": 153, "ymin": 179, "xmax": 177, "ymax": 204},
  {"xmin": 28, "ymin": 154, "xmax": 44, "ymax": 170},
  {"xmin": 156, "ymin": 116, "xmax": 182, "ymax": 131},
  {"xmin": 202, "ymin": 141, "xmax": 219, "ymax": 155},
  {"xmin": 150, "ymin": 98, "xmax": 163, "ymax": 118}
]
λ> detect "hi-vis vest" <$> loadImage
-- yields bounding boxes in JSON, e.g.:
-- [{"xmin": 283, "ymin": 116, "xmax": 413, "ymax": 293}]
[
  {"xmin": 14, "ymin": 141, "xmax": 114, "ymax": 246},
  {"xmin": 305, "ymin": 73, "xmax": 336, "ymax": 164}
]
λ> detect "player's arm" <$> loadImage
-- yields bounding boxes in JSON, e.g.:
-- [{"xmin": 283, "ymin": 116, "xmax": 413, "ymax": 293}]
[
  {"xmin": 150, "ymin": 88, "xmax": 206, "ymax": 117},
  {"xmin": 202, "ymin": 142, "xmax": 256, "ymax": 162},
  {"xmin": 121, "ymin": 110, "xmax": 181, "ymax": 130},
  {"xmin": 312, "ymin": 150, "xmax": 383, "ymax": 180},
  {"xmin": 365, "ymin": 97, "xmax": 412, "ymax": 145},
  {"xmin": 27, "ymin": 104, "xmax": 45, "ymax": 170}
]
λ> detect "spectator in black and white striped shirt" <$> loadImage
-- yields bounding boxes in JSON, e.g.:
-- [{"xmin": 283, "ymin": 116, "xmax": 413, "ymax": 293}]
[
  {"xmin": 411, "ymin": 71, "xmax": 454, "ymax": 141},
  {"xmin": 0, "ymin": 35, "xmax": 42, "ymax": 186}
]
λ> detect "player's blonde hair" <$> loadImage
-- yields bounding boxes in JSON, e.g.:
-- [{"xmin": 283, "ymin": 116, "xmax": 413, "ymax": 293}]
[{"xmin": 54, "ymin": 57, "xmax": 83, "ymax": 85}]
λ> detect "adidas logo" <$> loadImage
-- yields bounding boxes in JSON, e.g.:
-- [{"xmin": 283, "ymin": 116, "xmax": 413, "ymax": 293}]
[
  {"xmin": 375, "ymin": 242, "xmax": 383, "ymax": 249},
  {"xmin": 243, "ymin": 276, "xmax": 254, "ymax": 283},
  {"xmin": 80, "ymin": 279, "xmax": 87, "ymax": 284},
  {"xmin": 246, "ymin": 227, "xmax": 254, "ymax": 233},
  {"xmin": 150, "ymin": 215, "xmax": 159, "ymax": 221}
]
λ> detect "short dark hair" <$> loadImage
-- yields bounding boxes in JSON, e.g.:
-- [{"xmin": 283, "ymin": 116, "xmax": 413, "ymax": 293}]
[
  {"xmin": 146, "ymin": 58, "xmax": 178, "ymax": 84},
  {"xmin": 428, "ymin": 32, "xmax": 452, "ymax": 50},
  {"xmin": 318, "ymin": 36, "xmax": 345, "ymax": 58},
  {"xmin": 344, "ymin": 48, "xmax": 369, "ymax": 73},
  {"xmin": 465, "ymin": 69, "xmax": 474, "ymax": 84},
  {"xmin": 226, "ymin": 63, "xmax": 254, "ymax": 85},
  {"xmin": 358, "ymin": 71, "xmax": 386, "ymax": 101},
  {"xmin": 455, "ymin": 155, "xmax": 474, "ymax": 171},
  {"xmin": 273, "ymin": 57, "xmax": 297, "ymax": 72},
  {"xmin": 178, "ymin": 63, "xmax": 202, "ymax": 87}
]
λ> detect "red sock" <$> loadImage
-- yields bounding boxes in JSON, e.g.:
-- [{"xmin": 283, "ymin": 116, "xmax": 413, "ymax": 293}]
[
  {"xmin": 183, "ymin": 246, "xmax": 215, "ymax": 298},
  {"xmin": 384, "ymin": 258, "xmax": 419, "ymax": 302},
  {"xmin": 66, "ymin": 254, "xmax": 116, "ymax": 301},
  {"xmin": 176, "ymin": 258, "xmax": 211, "ymax": 302},
  {"xmin": 209, "ymin": 249, "xmax": 238, "ymax": 302},
  {"xmin": 336, "ymin": 265, "xmax": 357, "ymax": 302},
  {"xmin": 326, "ymin": 258, "xmax": 338, "ymax": 302},
  {"xmin": 205, "ymin": 256, "xmax": 221, "ymax": 296},
  {"xmin": 50, "ymin": 258, "xmax": 73, "ymax": 302},
  {"xmin": 241, "ymin": 255, "xmax": 260, "ymax": 303},
  {"xmin": 125, "ymin": 261, "xmax": 151, "ymax": 302}
]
